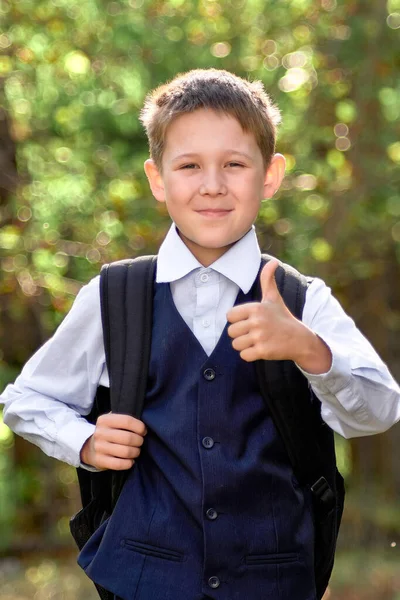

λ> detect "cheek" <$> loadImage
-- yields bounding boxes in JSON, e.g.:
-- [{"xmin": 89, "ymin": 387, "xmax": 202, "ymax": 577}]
[
  {"xmin": 237, "ymin": 176, "xmax": 265, "ymax": 203},
  {"xmin": 237, "ymin": 169, "xmax": 264, "ymax": 188},
  {"xmin": 163, "ymin": 177, "xmax": 182, "ymax": 203},
  {"xmin": 164, "ymin": 188, "xmax": 188, "ymax": 210},
  {"xmin": 166, "ymin": 172, "xmax": 197, "ymax": 196}
]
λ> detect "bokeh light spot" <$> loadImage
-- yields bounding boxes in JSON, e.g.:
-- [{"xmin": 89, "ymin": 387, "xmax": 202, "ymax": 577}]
[
  {"xmin": 17, "ymin": 206, "xmax": 32, "ymax": 222},
  {"xmin": 55, "ymin": 147, "xmax": 72, "ymax": 163},
  {"xmin": 96, "ymin": 231, "xmax": 111, "ymax": 246},
  {"xmin": 293, "ymin": 25, "xmax": 312, "ymax": 42},
  {"xmin": 334, "ymin": 123, "xmax": 349, "ymax": 137},
  {"xmin": 166, "ymin": 26, "xmax": 183, "ymax": 41},
  {"xmin": 335, "ymin": 137, "xmax": 351, "ymax": 151},
  {"xmin": 0, "ymin": 56, "xmax": 12, "ymax": 73},
  {"xmin": 295, "ymin": 174, "xmax": 317, "ymax": 191},
  {"xmin": 284, "ymin": 154, "xmax": 296, "ymax": 171},
  {"xmin": 282, "ymin": 51, "xmax": 307, "ymax": 70},
  {"xmin": 261, "ymin": 40, "xmax": 277, "ymax": 55},
  {"xmin": 64, "ymin": 51, "xmax": 91, "ymax": 75},
  {"xmin": 0, "ymin": 420, "xmax": 13, "ymax": 445},
  {"xmin": 279, "ymin": 68, "xmax": 309, "ymax": 92},
  {"xmin": 387, "ymin": 13, "xmax": 400, "ymax": 29},
  {"xmin": 304, "ymin": 194, "xmax": 325, "ymax": 213},
  {"xmin": 211, "ymin": 42, "xmax": 231, "ymax": 58},
  {"xmin": 14, "ymin": 99, "xmax": 31, "ymax": 116},
  {"xmin": 311, "ymin": 238, "xmax": 333, "ymax": 262},
  {"xmin": 387, "ymin": 142, "xmax": 400, "ymax": 164},
  {"xmin": 274, "ymin": 218, "xmax": 292, "ymax": 236},
  {"xmin": 86, "ymin": 248, "xmax": 101, "ymax": 263},
  {"xmin": 263, "ymin": 55, "xmax": 280, "ymax": 71},
  {"xmin": 0, "ymin": 33, "xmax": 11, "ymax": 48},
  {"xmin": 335, "ymin": 100, "xmax": 357, "ymax": 123},
  {"xmin": 327, "ymin": 149, "xmax": 346, "ymax": 169}
]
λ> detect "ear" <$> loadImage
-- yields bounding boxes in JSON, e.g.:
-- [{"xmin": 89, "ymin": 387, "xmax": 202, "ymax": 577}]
[
  {"xmin": 144, "ymin": 159, "xmax": 165, "ymax": 203},
  {"xmin": 263, "ymin": 153, "xmax": 286, "ymax": 199}
]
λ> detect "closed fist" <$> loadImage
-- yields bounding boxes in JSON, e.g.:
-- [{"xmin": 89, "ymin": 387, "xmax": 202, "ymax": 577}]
[{"xmin": 80, "ymin": 413, "xmax": 147, "ymax": 471}]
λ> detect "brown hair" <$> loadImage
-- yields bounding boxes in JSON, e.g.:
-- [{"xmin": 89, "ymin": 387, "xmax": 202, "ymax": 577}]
[{"xmin": 140, "ymin": 69, "xmax": 281, "ymax": 170}]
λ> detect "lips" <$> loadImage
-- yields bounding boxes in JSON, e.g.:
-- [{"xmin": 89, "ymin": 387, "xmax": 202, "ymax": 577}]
[{"xmin": 196, "ymin": 209, "xmax": 232, "ymax": 217}]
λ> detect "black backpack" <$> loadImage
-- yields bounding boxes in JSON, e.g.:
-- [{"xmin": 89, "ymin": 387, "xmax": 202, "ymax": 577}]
[{"xmin": 70, "ymin": 254, "xmax": 345, "ymax": 600}]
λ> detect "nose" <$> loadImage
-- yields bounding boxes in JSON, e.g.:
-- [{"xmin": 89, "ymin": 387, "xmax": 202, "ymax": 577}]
[{"xmin": 199, "ymin": 168, "xmax": 227, "ymax": 196}]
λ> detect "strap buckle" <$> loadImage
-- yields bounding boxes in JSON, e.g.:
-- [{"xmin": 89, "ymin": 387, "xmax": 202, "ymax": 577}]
[{"xmin": 311, "ymin": 476, "xmax": 335, "ymax": 511}]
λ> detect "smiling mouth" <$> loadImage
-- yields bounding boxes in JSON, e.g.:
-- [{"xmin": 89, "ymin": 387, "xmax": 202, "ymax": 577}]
[{"xmin": 196, "ymin": 209, "xmax": 232, "ymax": 217}]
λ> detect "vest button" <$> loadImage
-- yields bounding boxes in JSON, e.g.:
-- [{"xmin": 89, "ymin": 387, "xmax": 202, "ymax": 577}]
[
  {"xmin": 206, "ymin": 508, "xmax": 218, "ymax": 520},
  {"xmin": 203, "ymin": 368, "xmax": 216, "ymax": 381},
  {"xmin": 202, "ymin": 436, "xmax": 214, "ymax": 449},
  {"xmin": 208, "ymin": 576, "xmax": 220, "ymax": 589}
]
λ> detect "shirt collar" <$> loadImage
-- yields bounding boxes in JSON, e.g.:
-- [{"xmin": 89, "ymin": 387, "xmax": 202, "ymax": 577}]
[{"xmin": 157, "ymin": 223, "xmax": 261, "ymax": 294}]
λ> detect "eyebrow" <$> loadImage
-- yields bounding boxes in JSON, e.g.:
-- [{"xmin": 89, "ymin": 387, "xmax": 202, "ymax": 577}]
[{"xmin": 170, "ymin": 151, "xmax": 254, "ymax": 162}]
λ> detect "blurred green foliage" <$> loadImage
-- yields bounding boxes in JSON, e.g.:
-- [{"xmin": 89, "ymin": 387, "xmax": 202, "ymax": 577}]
[
  {"xmin": 0, "ymin": 0, "xmax": 400, "ymax": 594},
  {"xmin": 0, "ymin": 0, "xmax": 399, "ymax": 333}
]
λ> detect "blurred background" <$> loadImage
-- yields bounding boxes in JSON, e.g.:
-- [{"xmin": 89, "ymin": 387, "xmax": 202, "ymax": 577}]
[{"xmin": 0, "ymin": 0, "xmax": 399, "ymax": 598}]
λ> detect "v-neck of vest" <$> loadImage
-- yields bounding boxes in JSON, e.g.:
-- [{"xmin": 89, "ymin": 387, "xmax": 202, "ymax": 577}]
[{"xmin": 164, "ymin": 282, "xmax": 249, "ymax": 365}]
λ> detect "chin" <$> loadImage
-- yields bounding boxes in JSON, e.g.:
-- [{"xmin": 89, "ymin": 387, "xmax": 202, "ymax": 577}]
[{"xmin": 196, "ymin": 239, "xmax": 233, "ymax": 250}]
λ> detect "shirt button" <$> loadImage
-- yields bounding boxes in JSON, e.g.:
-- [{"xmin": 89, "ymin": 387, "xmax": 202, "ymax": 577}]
[
  {"xmin": 206, "ymin": 508, "xmax": 218, "ymax": 520},
  {"xmin": 208, "ymin": 576, "xmax": 220, "ymax": 589},
  {"xmin": 202, "ymin": 318, "xmax": 210, "ymax": 328},
  {"xmin": 203, "ymin": 368, "xmax": 216, "ymax": 381},
  {"xmin": 202, "ymin": 437, "xmax": 214, "ymax": 449},
  {"xmin": 200, "ymin": 273, "xmax": 209, "ymax": 283}
]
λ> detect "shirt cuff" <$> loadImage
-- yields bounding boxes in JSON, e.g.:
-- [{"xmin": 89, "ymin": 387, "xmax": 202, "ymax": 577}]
[
  {"xmin": 296, "ymin": 336, "xmax": 352, "ymax": 395},
  {"xmin": 55, "ymin": 418, "xmax": 96, "ymax": 469}
]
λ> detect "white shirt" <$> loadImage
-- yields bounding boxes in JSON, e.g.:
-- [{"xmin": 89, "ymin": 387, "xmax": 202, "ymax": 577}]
[{"xmin": 1, "ymin": 225, "xmax": 400, "ymax": 468}]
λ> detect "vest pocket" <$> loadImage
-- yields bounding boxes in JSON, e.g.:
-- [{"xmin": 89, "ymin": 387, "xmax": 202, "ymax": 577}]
[
  {"xmin": 245, "ymin": 552, "xmax": 298, "ymax": 566},
  {"xmin": 122, "ymin": 539, "xmax": 185, "ymax": 562}
]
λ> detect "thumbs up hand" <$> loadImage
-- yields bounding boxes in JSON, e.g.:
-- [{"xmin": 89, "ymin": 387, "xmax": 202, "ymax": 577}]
[
  {"xmin": 227, "ymin": 259, "xmax": 332, "ymax": 373},
  {"xmin": 259, "ymin": 258, "xmax": 282, "ymax": 304}
]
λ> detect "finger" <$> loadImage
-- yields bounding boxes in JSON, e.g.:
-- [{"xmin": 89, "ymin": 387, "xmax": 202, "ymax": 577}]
[
  {"xmin": 260, "ymin": 260, "xmax": 280, "ymax": 302},
  {"xmin": 231, "ymin": 333, "xmax": 255, "ymax": 352},
  {"xmin": 97, "ymin": 441, "xmax": 142, "ymax": 461},
  {"xmin": 227, "ymin": 303, "xmax": 254, "ymax": 324},
  {"xmin": 227, "ymin": 320, "xmax": 251, "ymax": 339},
  {"xmin": 239, "ymin": 346, "xmax": 261, "ymax": 362},
  {"xmin": 97, "ymin": 413, "xmax": 147, "ymax": 436},
  {"xmin": 98, "ymin": 429, "xmax": 145, "ymax": 448},
  {"xmin": 96, "ymin": 456, "xmax": 135, "ymax": 471}
]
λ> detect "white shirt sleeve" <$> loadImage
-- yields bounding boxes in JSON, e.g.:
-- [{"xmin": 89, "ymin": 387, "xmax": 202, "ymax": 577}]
[
  {"xmin": 1, "ymin": 276, "xmax": 108, "ymax": 467},
  {"xmin": 1, "ymin": 270, "xmax": 400, "ymax": 469},
  {"xmin": 300, "ymin": 277, "xmax": 400, "ymax": 438}
]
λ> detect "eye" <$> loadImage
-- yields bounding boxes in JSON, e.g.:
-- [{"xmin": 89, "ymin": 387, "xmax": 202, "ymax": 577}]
[
  {"xmin": 226, "ymin": 162, "xmax": 245, "ymax": 168},
  {"xmin": 180, "ymin": 163, "xmax": 199, "ymax": 170}
]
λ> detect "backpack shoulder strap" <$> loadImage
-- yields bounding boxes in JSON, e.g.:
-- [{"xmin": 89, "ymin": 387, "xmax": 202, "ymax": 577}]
[
  {"xmin": 99, "ymin": 255, "xmax": 157, "ymax": 508},
  {"xmin": 100, "ymin": 255, "xmax": 157, "ymax": 417},
  {"xmin": 255, "ymin": 254, "xmax": 335, "ymax": 509}
]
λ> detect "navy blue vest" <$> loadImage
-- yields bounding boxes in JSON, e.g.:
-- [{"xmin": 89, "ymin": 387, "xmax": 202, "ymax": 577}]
[{"xmin": 78, "ymin": 283, "xmax": 316, "ymax": 600}]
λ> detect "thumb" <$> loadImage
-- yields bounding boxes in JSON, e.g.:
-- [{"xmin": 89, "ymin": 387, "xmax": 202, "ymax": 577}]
[{"xmin": 260, "ymin": 259, "xmax": 280, "ymax": 302}]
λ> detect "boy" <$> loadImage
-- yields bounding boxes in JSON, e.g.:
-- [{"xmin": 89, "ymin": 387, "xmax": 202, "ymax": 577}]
[{"xmin": 1, "ymin": 69, "xmax": 400, "ymax": 600}]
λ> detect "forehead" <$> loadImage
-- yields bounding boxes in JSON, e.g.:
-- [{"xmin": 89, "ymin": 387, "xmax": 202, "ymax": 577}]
[{"xmin": 162, "ymin": 108, "xmax": 260, "ymax": 159}]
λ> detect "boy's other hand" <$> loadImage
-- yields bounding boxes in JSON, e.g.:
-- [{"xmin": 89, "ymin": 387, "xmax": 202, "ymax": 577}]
[
  {"xmin": 80, "ymin": 413, "xmax": 147, "ymax": 470},
  {"xmin": 227, "ymin": 260, "xmax": 332, "ymax": 374}
]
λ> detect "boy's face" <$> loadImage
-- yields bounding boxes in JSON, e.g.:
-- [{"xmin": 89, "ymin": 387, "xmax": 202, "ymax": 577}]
[{"xmin": 145, "ymin": 108, "xmax": 285, "ymax": 266}]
